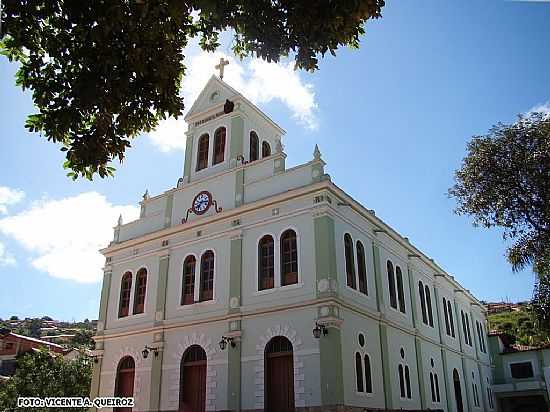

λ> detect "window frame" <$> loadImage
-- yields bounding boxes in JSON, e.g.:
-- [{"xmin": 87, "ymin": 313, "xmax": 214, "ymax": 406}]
[
  {"xmin": 213, "ymin": 127, "xmax": 227, "ymax": 165},
  {"xmin": 344, "ymin": 234, "xmax": 356, "ymax": 290},
  {"xmin": 509, "ymin": 360, "xmax": 535, "ymax": 379},
  {"xmin": 181, "ymin": 255, "xmax": 197, "ymax": 305},
  {"xmin": 356, "ymin": 240, "xmax": 368, "ymax": 295},
  {"xmin": 199, "ymin": 250, "xmax": 215, "ymax": 302},
  {"xmin": 280, "ymin": 229, "xmax": 299, "ymax": 287},
  {"xmin": 258, "ymin": 234, "xmax": 275, "ymax": 291},
  {"xmin": 118, "ymin": 271, "xmax": 133, "ymax": 318},
  {"xmin": 249, "ymin": 131, "xmax": 259, "ymax": 162},
  {"xmin": 132, "ymin": 268, "xmax": 147, "ymax": 315},
  {"xmin": 262, "ymin": 141, "xmax": 271, "ymax": 158},
  {"xmin": 196, "ymin": 133, "xmax": 210, "ymax": 171}
]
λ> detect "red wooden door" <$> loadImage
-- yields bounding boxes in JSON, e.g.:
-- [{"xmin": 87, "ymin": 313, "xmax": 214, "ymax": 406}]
[
  {"xmin": 179, "ymin": 346, "xmax": 207, "ymax": 412},
  {"xmin": 265, "ymin": 337, "xmax": 295, "ymax": 412},
  {"xmin": 115, "ymin": 357, "xmax": 135, "ymax": 412}
]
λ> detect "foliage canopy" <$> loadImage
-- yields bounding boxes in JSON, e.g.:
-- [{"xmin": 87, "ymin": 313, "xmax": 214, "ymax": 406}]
[{"xmin": 1, "ymin": 0, "xmax": 384, "ymax": 179}]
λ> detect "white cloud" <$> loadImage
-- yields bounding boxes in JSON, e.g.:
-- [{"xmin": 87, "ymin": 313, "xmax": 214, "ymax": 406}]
[
  {"xmin": 528, "ymin": 102, "xmax": 550, "ymax": 117},
  {"xmin": 0, "ymin": 186, "xmax": 24, "ymax": 214},
  {"xmin": 0, "ymin": 243, "xmax": 16, "ymax": 267},
  {"xmin": 148, "ymin": 48, "xmax": 318, "ymax": 152},
  {"xmin": 0, "ymin": 192, "xmax": 139, "ymax": 283}
]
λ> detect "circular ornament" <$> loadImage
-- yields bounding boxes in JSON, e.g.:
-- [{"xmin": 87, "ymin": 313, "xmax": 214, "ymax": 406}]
[{"xmin": 192, "ymin": 191, "xmax": 212, "ymax": 215}]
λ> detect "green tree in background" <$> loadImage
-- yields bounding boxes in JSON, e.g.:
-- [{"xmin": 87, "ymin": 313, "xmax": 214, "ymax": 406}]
[
  {"xmin": 0, "ymin": 350, "xmax": 92, "ymax": 412},
  {"xmin": 1, "ymin": 0, "xmax": 384, "ymax": 180}
]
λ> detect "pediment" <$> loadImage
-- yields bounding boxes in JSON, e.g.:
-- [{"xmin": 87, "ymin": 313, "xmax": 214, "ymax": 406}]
[{"xmin": 184, "ymin": 76, "xmax": 240, "ymax": 122}]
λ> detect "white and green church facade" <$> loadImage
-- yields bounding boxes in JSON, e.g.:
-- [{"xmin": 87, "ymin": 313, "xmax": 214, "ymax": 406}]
[{"xmin": 91, "ymin": 75, "xmax": 495, "ymax": 412}]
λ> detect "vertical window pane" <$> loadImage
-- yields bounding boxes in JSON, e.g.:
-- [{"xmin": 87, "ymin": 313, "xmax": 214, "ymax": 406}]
[
  {"xmin": 281, "ymin": 230, "xmax": 298, "ymax": 286},
  {"xmin": 356, "ymin": 241, "xmax": 368, "ymax": 295},
  {"xmin": 262, "ymin": 141, "xmax": 271, "ymax": 158},
  {"xmin": 181, "ymin": 256, "xmax": 196, "ymax": 305},
  {"xmin": 405, "ymin": 365, "xmax": 411, "ymax": 398},
  {"xmin": 197, "ymin": 134, "xmax": 209, "ymax": 171},
  {"xmin": 425, "ymin": 286, "xmax": 434, "ymax": 327},
  {"xmin": 258, "ymin": 235, "xmax": 275, "ymax": 290},
  {"xmin": 396, "ymin": 266, "xmax": 406, "ymax": 313},
  {"xmin": 344, "ymin": 234, "xmax": 356, "ymax": 289},
  {"xmin": 119, "ymin": 272, "xmax": 132, "ymax": 318},
  {"xmin": 364, "ymin": 354, "xmax": 372, "ymax": 393},
  {"xmin": 398, "ymin": 364, "xmax": 405, "ymax": 398},
  {"xmin": 387, "ymin": 261, "xmax": 397, "ymax": 309},
  {"xmin": 199, "ymin": 251, "xmax": 214, "ymax": 301},
  {"xmin": 355, "ymin": 352, "xmax": 364, "ymax": 392},
  {"xmin": 213, "ymin": 127, "xmax": 226, "ymax": 165},
  {"xmin": 133, "ymin": 269, "xmax": 147, "ymax": 314},
  {"xmin": 419, "ymin": 281, "xmax": 428, "ymax": 324},
  {"xmin": 250, "ymin": 132, "xmax": 259, "ymax": 162}
]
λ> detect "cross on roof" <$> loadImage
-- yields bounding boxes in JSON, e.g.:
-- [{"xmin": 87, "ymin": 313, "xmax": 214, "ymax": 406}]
[{"xmin": 215, "ymin": 57, "xmax": 229, "ymax": 80}]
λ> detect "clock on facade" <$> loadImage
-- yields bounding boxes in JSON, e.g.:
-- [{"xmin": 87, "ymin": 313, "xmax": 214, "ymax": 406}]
[{"xmin": 192, "ymin": 191, "xmax": 212, "ymax": 215}]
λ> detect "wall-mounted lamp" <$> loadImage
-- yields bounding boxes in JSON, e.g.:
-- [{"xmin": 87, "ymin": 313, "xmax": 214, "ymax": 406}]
[
  {"xmin": 219, "ymin": 336, "xmax": 236, "ymax": 350},
  {"xmin": 312, "ymin": 322, "xmax": 328, "ymax": 339},
  {"xmin": 142, "ymin": 345, "xmax": 159, "ymax": 359}
]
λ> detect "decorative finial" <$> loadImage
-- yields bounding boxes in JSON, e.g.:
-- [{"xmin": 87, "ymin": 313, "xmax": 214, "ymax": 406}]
[
  {"xmin": 313, "ymin": 144, "xmax": 321, "ymax": 161},
  {"xmin": 215, "ymin": 57, "xmax": 230, "ymax": 80},
  {"xmin": 143, "ymin": 189, "xmax": 150, "ymax": 200},
  {"xmin": 117, "ymin": 214, "xmax": 123, "ymax": 226}
]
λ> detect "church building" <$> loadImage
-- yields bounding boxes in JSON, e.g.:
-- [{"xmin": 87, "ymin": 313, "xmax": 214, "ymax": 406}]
[{"xmin": 91, "ymin": 66, "xmax": 494, "ymax": 412}]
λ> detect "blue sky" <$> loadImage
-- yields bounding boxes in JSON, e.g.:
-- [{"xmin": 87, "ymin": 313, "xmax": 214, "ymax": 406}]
[{"xmin": 0, "ymin": 0, "xmax": 549, "ymax": 321}]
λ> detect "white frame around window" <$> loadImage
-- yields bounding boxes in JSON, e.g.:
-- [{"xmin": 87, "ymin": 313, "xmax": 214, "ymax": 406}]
[
  {"xmin": 193, "ymin": 121, "xmax": 231, "ymax": 173},
  {"xmin": 255, "ymin": 227, "xmax": 301, "ymax": 293},
  {"xmin": 116, "ymin": 264, "xmax": 150, "ymax": 320},
  {"xmin": 177, "ymin": 248, "xmax": 218, "ymax": 307},
  {"xmin": 507, "ymin": 359, "xmax": 536, "ymax": 380}
]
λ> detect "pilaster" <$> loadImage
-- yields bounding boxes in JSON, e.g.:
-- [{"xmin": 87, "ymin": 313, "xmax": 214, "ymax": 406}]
[
  {"xmin": 371, "ymin": 239, "xmax": 384, "ymax": 311},
  {"xmin": 229, "ymin": 115, "xmax": 244, "ymax": 161},
  {"xmin": 229, "ymin": 232, "xmax": 243, "ymax": 314},
  {"xmin": 96, "ymin": 268, "xmax": 112, "ymax": 335},
  {"xmin": 149, "ymin": 332, "xmax": 165, "ymax": 412},
  {"xmin": 226, "ymin": 321, "xmax": 242, "ymax": 411},
  {"xmin": 183, "ymin": 133, "xmax": 194, "ymax": 182},
  {"xmin": 154, "ymin": 253, "xmax": 170, "ymax": 325},
  {"xmin": 313, "ymin": 213, "xmax": 338, "ymax": 298},
  {"xmin": 379, "ymin": 323, "xmax": 393, "ymax": 409},
  {"xmin": 319, "ymin": 323, "xmax": 344, "ymax": 406}
]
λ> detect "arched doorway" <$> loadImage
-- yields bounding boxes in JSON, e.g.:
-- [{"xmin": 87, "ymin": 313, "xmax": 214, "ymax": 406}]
[
  {"xmin": 179, "ymin": 345, "xmax": 207, "ymax": 412},
  {"xmin": 115, "ymin": 356, "xmax": 135, "ymax": 412},
  {"xmin": 265, "ymin": 336, "xmax": 295, "ymax": 412},
  {"xmin": 453, "ymin": 369, "xmax": 464, "ymax": 412}
]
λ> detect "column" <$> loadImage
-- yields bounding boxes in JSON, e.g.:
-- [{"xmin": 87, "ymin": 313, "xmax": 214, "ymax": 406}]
[
  {"xmin": 226, "ymin": 321, "xmax": 242, "ymax": 411},
  {"xmin": 433, "ymin": 284, "xmax": 452, "ymax": 412},
  {"xmin": 313, "ymin": 213, "xmax": 337, "ymax": 298},
  {"xmin": 149, "ymin": 254, "xmax": 170, "ymax": 411},
  {"xmin": 183, "ymin": 133, "xmax": 194, "ymax": 181},
  {"xmin": 228, "ymin": 234, "xmax": 243, "ymax": 313}
]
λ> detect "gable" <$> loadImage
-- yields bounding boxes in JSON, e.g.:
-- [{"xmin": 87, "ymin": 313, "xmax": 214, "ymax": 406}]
[{"xmin": 184, "ymin": 76, "xmax": 240, "ymax": 122}]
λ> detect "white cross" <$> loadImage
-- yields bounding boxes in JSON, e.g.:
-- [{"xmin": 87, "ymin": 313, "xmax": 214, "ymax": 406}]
[{"xmin": 215, "ymin": 57, "xmax": 229, "ymax": 80}]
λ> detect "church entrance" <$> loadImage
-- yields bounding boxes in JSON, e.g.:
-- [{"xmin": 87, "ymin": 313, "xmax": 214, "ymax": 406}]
[
  {"xmin": 179, "ymin": 345, "xmax": 207, "ymax": 412},
  {"xmin": 453, "ymin": 369, "xmax": 464, "ymax": 412},
  {"xmin": 115, "ymin": 356, "xmax": 135, "ymax": 412},
  {"xmin": 265, "ymin": 336, "xmax": 295, "ymax": 412}
]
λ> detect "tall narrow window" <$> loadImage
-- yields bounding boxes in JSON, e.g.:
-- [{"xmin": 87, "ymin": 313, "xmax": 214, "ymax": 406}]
[
  {"xmin": 199, "ymin": 251, "xmax": 214, "ymax": 301},
  {"xmin": 419, "ymin": 281, "xmax": 428, "ymax": 324},
  {"xmin": 387, "ymin": 261, "xmax": 397, "ymax": 309},
  {"xmin": 486, "ymin": 377, "xmax": 494, "ymax": 409},
  {"xmin": 396, "ymin": 266, "xmax": 406, "ymax": 313},
  {"xmin": 181, "ymin": 256, "xmax": 196, "ymax": 305},
  {"xmin": 448, "ymin": 300, "xmax": 456, "ymax": 337},
  {"xmin": 262, "ymin": 141, "xmax": 271, "ymax": 158},
  {"xmin": 133, "ymin": 268, "xmax": 147, "ymax": 314},
  {"xmin": 430, "ymin": 372, "xmax": 436, "ymax": 402},
  {"xmin": 443, "ymin": 297, "xmax": 451, "ymax": 335},
  {"xmin": 213, "ymin": 127, "xmax": 226, "ymax": 165},
  {"xmin": 425, "ymin": 286, "xmax": 434, "ymax": 327},
  {"xmin": 466, "ymin": 314, "xmax": 473, "ymax": 346},
  {"xmin": 196, "ymin": 134, "xmax": 209, "ymax": 171},
  {"xmin": 355, "ymin": 352, "xmax": 364, "ymax": 392},
  {"xmin": 344, "ymin": 234, "xmax": 356, "ymax": 289},
  {"xmin": 356, "ymin": 241, "xmax": 368, "ymax": 295},
  {"xmin": 404, "ymin": 365, "xmax": 412, "ymax": 398},
  {"xmin": 434, "ymin": 373, "xmax": 441, "ymax": 402},
  {"xmin": 461, "ymin": 311, "xmax": 468, "ymax": 345},
  {"xmin": 280, "ymin": 230, "xmax": 298, "ymax": 286},
  {"xmin": 258, "ymin": 235, "xmax": 275, "ymax": 290},
  {"xmin": 119, "ymin": 272, "xmax": 132, "ymax": 318},
  {"xmin": 250, "ymin": 131, "xmax": 259, "ymax": 162},
  {"xmin": 364, "ymin": 354, "xmax": 373, "ymax": 393},
  {"xmin": 398, "ymin": 364, "xmax": 405, "ymax": 398}
]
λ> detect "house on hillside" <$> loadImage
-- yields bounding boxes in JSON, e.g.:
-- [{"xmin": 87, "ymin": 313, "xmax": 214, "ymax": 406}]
[
  {"xmin": 489, "ymin": 331, "xmax": 550, "ymax": 412},
  {"xmin": 0, "ymin": 328, "xmax": 66, "ymax": 377}
]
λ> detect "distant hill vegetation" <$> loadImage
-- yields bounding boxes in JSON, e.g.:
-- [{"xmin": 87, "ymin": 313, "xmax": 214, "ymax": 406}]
[{"xmin": 487, "ymin": 303, "xmax": 550, "ymax": 346}]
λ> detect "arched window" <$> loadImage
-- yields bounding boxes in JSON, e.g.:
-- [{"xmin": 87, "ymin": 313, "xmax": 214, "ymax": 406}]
[
  {"xmin": 448, "ymin": 300, "xmax": 456, "ymax": 337},
  {"xmin": 466, "ymin": 314, "xmax": 473, "ymax": 345},
  {"xmin": 250, "ymin": 131, "xmax": 259, "ymax": 162},
  {"xmin": 115, "ymin": 356, "xmax": 135, "ymax": 412},
  {"xmin": 430, "ymin": 372, "xmax": 436, "ymax": 402},
  {"xmin": 199, "ymin": 251, "xmax": 214, "ymax": 301},
  {"xmin": 398, "ymin": 364, "xmax": 405, "ymax": 398},
  {"xmin": 396, "ymin": 266, "xmax": 406, "ymax": 313},
  {"xmin": 425, "ymin": 285, "xmax": 434, "ymax": 327},
  {"xmin": 258, "ymin": 235, "xmax": 275, "ymax": 290},
  {"xmin": 196, "ymin": 134, "xmax": 209, "ymax": 171},
  {"xmin": 364, "ymin": 354, "xmax": 372, "ymax": 393},
  {"xmin": 387, "ymin": 261, "xmax": 397, "ymax": 309},
  {"xmin": 280, "ymin": 229, "xmax": 298, "ymax": 286},
  {"xmin": 434, "ymin": 373, "xmax": 441, "ymax": 402},
  {"xmin": 213, "ymin": 127, "xmax": 226, "ymax": 165},
  {"xmin": 262, "ymin": 141, "xmax": 271, "ymax": 158},
  {"xmin": 356, "ymin": 241, "xmax": 368, "ymax": 295},
  {"xmin": 133, "ymin": 268, "xmax": 147, "ymax": 314},
  {"xmin": 419, "ymin": 281, "xmax": 428, "ymax": 324},
  {"xmin": 461, "ymin": 311, "xmax": 468, "ymax": 344},
  {"xmin": 453, "ymin": 369, "xmax": 464, "ymax": 412},
  {"xmin": 443, "ymin": 297, "xmax": 451, "ymax": 336},
  {"xmin": 119, "ymin": 272, "xmax": 132, "ymax": 318},
  {"xmin": 344, "ymin": 234, "xmax": 356, "ymax": 289},
  {"xmin": 404, "ymin": 365, "xmax": 411, "ymax": 399},
  {"xmin": 355, "ymin": 352, "xmax": 364, "ymax": 392},
  {"xmin": 181, "ymin": 256, "xmax": 196, "ymax": 305},
  {"xmin": 486, "ymin": 377, "xmax": 494, "ymax": 409},
  {"xmin": 180, "ymin": 345, "xmax": 207, "ymax": 412}
]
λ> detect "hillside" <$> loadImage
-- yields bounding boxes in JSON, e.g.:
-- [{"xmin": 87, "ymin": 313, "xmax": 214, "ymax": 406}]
[{"xmin": 488, "ymin": 305, "xmax": 550, "ymax": 347}]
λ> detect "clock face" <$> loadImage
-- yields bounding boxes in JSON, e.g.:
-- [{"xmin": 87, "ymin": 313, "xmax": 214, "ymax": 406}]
[{"xmin": 192, "ymin": 191, "xmax": 212, "ymax": 215}]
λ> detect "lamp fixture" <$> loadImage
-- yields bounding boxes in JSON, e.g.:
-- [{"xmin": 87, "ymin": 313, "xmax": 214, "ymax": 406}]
[
  {"xmin": 312, "ymin": 322, "xmax": 328, "ymax": 339},
  {"xmin": 142, "ymin": 345, "xmax": 159, "ymax": 359},
  {"xmin": 219, "ymin": 336, "xmax": 236, "ymax": 350}
]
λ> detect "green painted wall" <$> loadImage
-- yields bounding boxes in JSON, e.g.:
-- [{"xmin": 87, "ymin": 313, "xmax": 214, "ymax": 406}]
[
  {"xmin": 227, "ymin": 338, "xmax": 242, "ymax": 410},
  {"xmin": 149, "ymin": 351, "xmax": 164, "ymax": 412},
  {"xmin": 379, "ymin": 324, "xmax": 393, "ymax": 409},
  {"xmin": 164, "ymin": 193, "xmax": 174, "ymax": 228},
  {"xmin": 320, "ymin": 327, "xmax": 344, "ymax": 405},
  {"xmin": 230, "ymin": 116, "xmax": 244, "ymax": 160},
  {"xmin": 229, "ymin": 237, "xmax": 243, "ymax": 313},
  {"xmin": 313, "ymin": 215, "xmax": 337, "ymax": 297},
  {"xmin": 183, "ymin": 134, "xmax": 194, "ymax": 178},
  {"xmin": 371, "ymin": 242, "xmax": 384, "ymax": 311},
  {"xmin": 97, "ymin": 270, "xmax": 112, "ymax": 332},
  {"xmin": 155, "ymin": 255, "xmax": 170, "ymax": 323}
]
